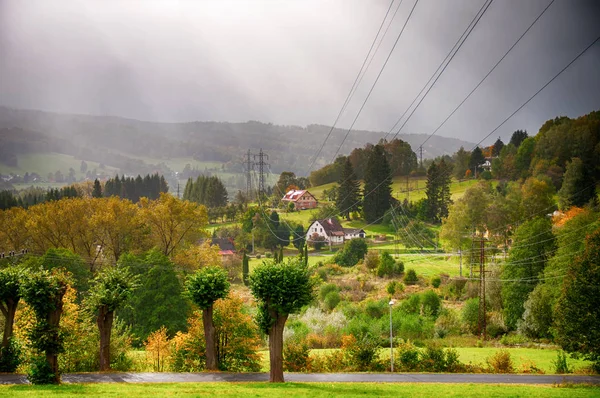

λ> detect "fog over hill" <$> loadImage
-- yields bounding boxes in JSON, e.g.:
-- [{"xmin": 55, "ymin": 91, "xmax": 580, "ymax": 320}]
[{"xmin": 0, "ymin": 107, "xmax": 474, "ymax": 176}]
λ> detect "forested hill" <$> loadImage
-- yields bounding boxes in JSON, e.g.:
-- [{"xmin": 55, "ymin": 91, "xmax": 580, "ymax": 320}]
[{"xmin": 0, "ymin": 106, "xmax": 473, "ymax": 175}]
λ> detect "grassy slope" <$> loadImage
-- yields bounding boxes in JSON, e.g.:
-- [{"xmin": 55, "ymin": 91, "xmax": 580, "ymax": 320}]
[
  {"xmin": 1, "ymin": 383, "xmax": 598, "ymax": 398},
  {"xmin": 0, "ymin": 152, "xmax": 119, "ymax": 179}
]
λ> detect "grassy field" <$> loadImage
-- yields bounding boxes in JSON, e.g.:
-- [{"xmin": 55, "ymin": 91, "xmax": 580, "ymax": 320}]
[
  {"xmin": 0, "ymin": 153, "xmax": 119, "ymax": 179},
  {"xmin": 1, "ymin": 383, "xmax": 598, "ymax": 398}
]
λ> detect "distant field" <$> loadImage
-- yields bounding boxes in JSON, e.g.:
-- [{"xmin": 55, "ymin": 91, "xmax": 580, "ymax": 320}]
[{"xmin": 0, "ymin": 152, "xmax": 118, "ymax": 179}]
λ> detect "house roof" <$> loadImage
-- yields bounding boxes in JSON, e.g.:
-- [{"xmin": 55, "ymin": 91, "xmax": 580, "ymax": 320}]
[
  {"xmin": 282, "ymin": 189, "xmax": 315, "ymax": 202},
  {"xmin": 343, "ymin": 228, "xmax": 365, "ymax": 235},
  {"xmin": 211, "ymin": 237, "xmax": 235, "ymax": 252},
  {"xmin": 310, "ymin": 218, "xmax": 344, "ymax": 237}
]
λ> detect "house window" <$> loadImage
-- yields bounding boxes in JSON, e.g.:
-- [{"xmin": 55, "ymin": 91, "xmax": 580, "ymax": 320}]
[{"xmin": 320, "ymin": 228, "xmax": 323, "ymax": 232}]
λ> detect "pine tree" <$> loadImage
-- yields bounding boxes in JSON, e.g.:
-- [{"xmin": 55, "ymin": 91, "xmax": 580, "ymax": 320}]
[
  {"xmin": 92, "ymin": 179, "xmax": 103, "ymax": 198},
  {"xmin": 335, "ymin": 158, "xmax": 361, "ymax": 220},
  {"xmin": 363, "ymin": 144, "xmax": 392, "ymax": 223},
  {"xmin": 492, "ymin": 137, "xmax": 504, "ymax": 157},
  {"xmin": 469, "ymin": 146, "xmax": 485, "ymax": 177}
]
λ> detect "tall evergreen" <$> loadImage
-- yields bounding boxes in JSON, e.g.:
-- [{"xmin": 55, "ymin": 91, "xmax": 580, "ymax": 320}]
[
  {"xmin": 363, "ymin": 144, "xmax": 392, "ymax": 223},
  {"xmin": 469, "ymin": 146, "xmax": 485, "ymax": 176},
  {"xmin": 425, "ymin": 159, "xmax": 452, "ymax": 223},
  {"xmin": 492, "ymin": 137, "xmax": 504, "ymax": 157},
  {"xmin": 92, "ymin": 179, "xmax": 103, "ymax": 198},
  {"xmin": 335, "ymin": 158, "xmax": 361, "ymax": 220},
  {"xmin": 182, "ymin": 175, "xmax": 228, "ymax": 208}
]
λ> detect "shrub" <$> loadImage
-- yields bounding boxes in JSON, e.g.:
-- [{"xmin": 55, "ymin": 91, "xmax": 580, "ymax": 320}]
[
  {"xmin": 520, "ymin": 360, "xmax": 545, "ymax": 374},
  {"xmin": 376, "ymin": 252, "xmax": 399, "ymax": 277},
  {"xmin": 486, "ymin": 311, "xmax": 507, "ymax": 338},
  {"xmin": 342, "ymin": 334, "xmax": 380, "ymax": 371},
  {"xmin": 365, "ymin": 300, "xmax": 387, "ymax": 319},
  {"xmin": 27, "ymin": 356, "xmax": 56, "ymax": 385},
  {"xmin": 317, "ymin": 268, "xmax": 328, "ymax": 282},
  {"xmin": 364, "ymin": 250, "xmax": 380, "ymax": 272},
  {"xmin": 499, "ymin": 333, "xmax": 529, "ymax": 346},
  {"xmin": 553, "ymin": 351, "xmax": 572, "ymax": 374},
  {"xmin": 431, "ymin": 276, "xmax": 441, "ymax": 288},
  {"xmin": 487, "ymin": 350, "xmax": 514, "ymax": 373},
  {"xmin": 386, "ymin": 281, "xmax": 397, "ymax": 296},
  {"xmin": 334, "ymin": 239, "xmax": 368, "ymax": 267},
  {"xmin": 435, "ymin": 308, "xmax": 461, "ymax": 338},
  {"xmin": 395, "ymin": 342, "xmax": 420, "ymax": 371},
  {"xmin": 404, "ymin": 269, "xmax": 418, "ymax": 285},
  {"xmin": 310, "ymin": 349, "xmax": 346, "ymax": 372},
  {"xmin": 395, "ymin": 261, "xmax": 405, "ymax": 275},
  {"xmin": 145, "ymin": 326, "xmax": 171, "ymax": 372},
  {"xmin": 265, "ymin": 252, "xmax": 272, "ymax": 259},
  {"xmin": 283, "ymin": 340, "xmax": 311, "ymax": 372},
  {"xmin": 319, "ymin": 283, "xmax": 339, "ymax": 301},
  {"xmin": 421, "ymin": 290, "xmax": 441, "ymax": 318},
  {"xmin": 400, "ymin": 294, "xmax": 421, "ymax": 314},
  {"xmin": 399, "ymin": 314, "xmax": 435, "ymax": 340},
  {"xmin": 323, "ymin": 291, "xmax": 341, "ymax": 311},
  {"xmin": 255, "ymin": 254, "xmax": 261, "ymax": 259},
  {"xmin": 0, "ymin": 338, "xmax": 22, "ymax": 373},
  {"xmin": 420, "ymin": 345, "xmax": 447, "ymax": 372},
  {"xmin": 462, "ymin": 297, "xmax": 480, "ymax": 334},
  {"xmin": 446, "ymin": 277, "xmax": 467, "ymax": 299}
]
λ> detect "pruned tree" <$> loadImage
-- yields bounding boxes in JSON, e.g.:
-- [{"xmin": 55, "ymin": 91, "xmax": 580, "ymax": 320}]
[
  {"xmin": 186, "ymin": 266, "xmax": 230, "ymax": 370},
  {"xmin": 0, "ymin": 267, "xmax": 22, "ymax": 372},
  {"xmin": 249, "ymin": 258, "xmax": 315, "ymax": 382},
  {"xmin": 20, "ymin": 269, "xmax": 70, "ymax": 384},
  {"xmin": 86, "ymin": 267, "xmax": 138, "ymax": 371}
]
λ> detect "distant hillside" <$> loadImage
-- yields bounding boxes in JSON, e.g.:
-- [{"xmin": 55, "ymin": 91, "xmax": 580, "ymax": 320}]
[{"xmin": 0, "ymin": 107, "xmax": 474, "ymax": 176}]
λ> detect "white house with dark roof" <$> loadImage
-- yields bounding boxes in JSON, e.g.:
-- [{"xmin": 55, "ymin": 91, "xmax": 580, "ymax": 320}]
[
  {"xmin": 281, "ymin": 189, "xmax": 318, "ymax": 210},
  {"xmin": 306, "ymin": 218, "xmax": 365, "ymax": 245}
]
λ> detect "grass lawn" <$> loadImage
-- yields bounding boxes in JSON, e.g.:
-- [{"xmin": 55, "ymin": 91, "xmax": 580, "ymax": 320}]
[
  {"xmin": 1, "ymin": 382, "xmax": 598, "ymax": 397},
  {"xmin": 454, "ymin": 347, "xmax": 591, "ymax": 374},
  {"xmin": 0, "ymin": 152, "xmax": 119, "ymax": 179}
]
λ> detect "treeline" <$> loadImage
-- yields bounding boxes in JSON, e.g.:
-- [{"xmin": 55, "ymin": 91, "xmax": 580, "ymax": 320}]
[
  {"xmin": 103, "ymin": 173, "xmax": 168, "ymax": 202},
  {"xmin": 0, "ymin": 185, "xmax": 80, "ymax": 210},
  {"xmin": 309, "ymin": 138, "xmax": 418, "ymax": 186},
  {"xmin": 183, "ymin": 175, "xmax": 228, "ymax": 208}
]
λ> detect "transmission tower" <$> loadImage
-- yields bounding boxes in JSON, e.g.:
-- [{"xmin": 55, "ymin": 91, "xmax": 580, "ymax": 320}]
[
  {"xmin": 245, "ymin": 149, "xmax": 254, "ymax": 198},
  {"xmin": 253, "ymin": 149, "xmax": 269, "ymax": 199}
]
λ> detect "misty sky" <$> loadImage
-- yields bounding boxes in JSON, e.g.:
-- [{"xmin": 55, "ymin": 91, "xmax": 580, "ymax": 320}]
[{"xmin": 1, "ymin": 0, "xmax": 599, "ymax": 146}]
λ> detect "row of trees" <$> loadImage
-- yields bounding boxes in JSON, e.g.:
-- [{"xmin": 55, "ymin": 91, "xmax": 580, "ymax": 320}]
[
  {"xmin": 103, "ymin": 173, "xmax": 168, "ymax": 202},
  {"xmin": 183, "ymin": 175, "xmax": 228, "ymax": 208}
]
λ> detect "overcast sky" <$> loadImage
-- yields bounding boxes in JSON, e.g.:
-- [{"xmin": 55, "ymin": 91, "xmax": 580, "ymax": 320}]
[{"xmin": 1, "ymin": 0, "xmax": 599, "ymax": 146}]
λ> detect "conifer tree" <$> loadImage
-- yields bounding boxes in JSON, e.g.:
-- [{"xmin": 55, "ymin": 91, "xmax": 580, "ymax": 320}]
[
  {"xmin": 363, "ymin": 144, "xmax": 392, "ymax": 223},
  {"xmin": 335, "ymin": 157, "xmax": 361, "ymax": 220}
]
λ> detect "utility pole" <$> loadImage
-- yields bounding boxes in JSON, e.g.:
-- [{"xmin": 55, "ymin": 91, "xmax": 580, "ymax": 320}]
[
  {"xmin": 474, "ymin": 238, "xmax": 488, "ymax": 340},
  {"xmin": 254, "ymin": 149, "xmax": 269, "ymax": 200},
  {"xmin": 245, "ymin": 149, "xmax": 254, "ymax": 198}
]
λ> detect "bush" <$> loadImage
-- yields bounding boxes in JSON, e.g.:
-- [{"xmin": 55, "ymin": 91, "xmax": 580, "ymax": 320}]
[
  {"xmin": 421, "ymin": 290, "xmax": 441, "ymax": 318},
  {"xmin": 431, "ymin": 276, "xmax": 441, "ymax": 288},
  {"xmin": 364, "ymin": 250, "xmax": 380, "ymax": 271},
  {"xmin": 365, "ymin": 300, "xmax": 387, "ymax": 319},
  {"xmin": 323, "ymin": 291, "xmax": 341, "ymax": 311},
  {"xmin": 28, "ymin": 356, "xmax": 57, "ymax": 385},
  {"xmin": 400, "ymin": 294, "xmax": 420, "ymax": 314},
  {"xmin": 376, "ymin": 252, "xmax": 400, "ymax": 278},
  {"xmin": 434, "ymin": 308, "xmax": 462, "ymax": 338},
  {"xmin": 396, "ymin": 342, "xmax": 420, "ymax": 371},
  {"xmin": 486, "ymin": 311, "xmax": 507, "ymax": 338},
  {"xmin": 265, "ymin": 252, "xmax": 272, "ymax": 258},
  {"xmin": 404, "ymin": 269, "xmax": 418, "ymax": 285},
  {"xmin": 342, "ymin": 334, "xmax": 380, "ymax": 371},
  {"xmin": 0, "ymin": 338, "xmax": 22, "ymax": 373},
  {"xmin": 255, "ymin": 254, "xmax": 261, "ymax": 259},
  {"xmin": 334, "ymin": 239, "xmax": 368, "ymax": 267},
  {"xmin": 319, "ymin": 283, "xmax": 339, "ymax": 301},
  {"xmin": 462, "ymin": 297, "xmax": 480, "ymax": 334},
  {"xmin": 553, "ymin": 351, "xmax": 572, "ymax": 374},
  {"xmin": 487, "ymin": 350, "xmax": 514, "ymax": 373},
  {"xmin": 446, "ymin": 277, "xmax": 467, "ymax": 299},
  {"xmin": 283, "ymin": 340, "xmax": 311, "ymax": 372},
  {"xmin": 399, "ymin": 314, "xmax": 435, "ymax": 340},
  {"xmin": 395, "ymin": 261, "xmax": 405, "ymax": 274},
  {"xmin": 386, "ymin": 281, "xmax": 397, "ymax": 296}
]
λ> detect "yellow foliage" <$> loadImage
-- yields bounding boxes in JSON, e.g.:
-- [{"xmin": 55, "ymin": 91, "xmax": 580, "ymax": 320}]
[
  {"xmin": 0, "ymin": 207, "xmax": 29, "ymax": 252},
  {"xmin": 145, "ymin": 326, "xmax": 171, "ymax": 372},
  {"xmin": 173, "ymin": 241, "xmax": 221, "ymax": 272},
  {"xmin": 553, "ymin": 206, "xmax": 585, "ymax": 227}
]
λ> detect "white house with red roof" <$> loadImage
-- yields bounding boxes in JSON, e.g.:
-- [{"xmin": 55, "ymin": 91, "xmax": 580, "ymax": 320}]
[
  {"xmin": 306, "ymin": 218, "xmax": 365, "ymax": 245},
  {"xmin": 281, "ymin": 189, "xmax": 318, "ymax": 210}
]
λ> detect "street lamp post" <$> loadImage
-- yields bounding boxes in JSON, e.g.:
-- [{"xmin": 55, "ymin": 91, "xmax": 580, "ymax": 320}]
[{"xmin": 389, "ymin": 299, "xmax": 395, "ymax": 372}]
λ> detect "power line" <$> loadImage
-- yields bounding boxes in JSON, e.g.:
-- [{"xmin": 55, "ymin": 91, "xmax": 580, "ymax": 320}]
[{"xmin": 305, "ymin": 0, "xmax": 398, "ymax": 175}]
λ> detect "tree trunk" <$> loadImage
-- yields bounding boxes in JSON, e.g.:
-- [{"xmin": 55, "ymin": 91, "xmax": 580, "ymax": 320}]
[
  {"xmin": 47, "ymin": 299, "xmax": 64, "ymax": 384},
  {"xmin": 268, "ymin": 313, "xmax": 288, "ymax": 383},
  {"xmin": 203, "ymin": 305, "xmax": 218, "ymax": 370},
  {"xmin": 97, "ymin": 306, "xmax": 114, "ymax": 371},
  {"xmin": 1, "ymin": 299, "xmax": 18, "ymax": 349}
]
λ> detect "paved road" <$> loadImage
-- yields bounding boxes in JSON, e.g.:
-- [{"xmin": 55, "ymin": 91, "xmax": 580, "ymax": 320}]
[{"xmin": 1, "ymin": 372, "xmax": 599, "ymax": 385}]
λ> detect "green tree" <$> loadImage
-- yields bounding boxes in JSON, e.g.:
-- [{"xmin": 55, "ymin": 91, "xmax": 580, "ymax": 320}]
[
  {"xmin": 469, "ymin": 147, "xmax": 485, "ymax": 177},
  {"xmin": 249, "ymin": 258, "xmax": 316, "ymax": 382},
  {"xmin": 509, "ymin": 129, "xmax": 528, "ymax": 148},
  {"xmin": 424, "ymin": 160, "xmax": 452, "ymax": 223},
  {"xmin": 502, "ymin": 217, "xmax": 555, "ymax": 330},
  {"xmin": 334, "ymin": 238, "xmax": 369, "ymax": 267},
  {"xmin": 492, "ymin": 138, "xmax": 504, "ymax": 157},
  {"xmin": 20, "ymin": 269, "xmax": 70, "ymax": 384},
  {"xmin": 186, "ymin": 266, "xmax": 230, "ymax": 370},
  {"xmin": 119, "ymin": 249, "xmax": 191, "ymax": 344},
  {"xmin": 363, "ymin": 144, "xmax": 392, "ymax": 223},
  {"xmin": 521, "ymin": 177, "xmax": 555, "ymax": 218},
  {"xmin": 452, "ymin": 146, "xmax": 470, "ymax": 179},
  {"xmin": 0, "ymin": 267, "xmax": 22, "ymax": 370},
  {"xmin": 558, "ymin": 158, "xmax": 589, "ymax": 210},
  {"xmin": 514, "ymin": 137, "xmax": 535, "ymax": 178},
  {"xmin": 335, "ymin": 157, "xmax": 361, "ymax": 220},
  {"xmin": 86, "ymin": 267, "xmax": 138, "ymax": 371},
  {"xmin": 555, "ymin": 227, "xmax": 600, "ymax": 371},
  {"xmin": 92, "ymin": 179, "xmax": 103, "ymax": 198},
  {"xmin": 275, "ymin": 171, "xmax": 298, "ymax": 196}
]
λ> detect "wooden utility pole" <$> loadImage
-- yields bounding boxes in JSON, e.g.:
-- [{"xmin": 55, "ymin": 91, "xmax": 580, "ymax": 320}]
[{"xmin": 473, "ymin": 238, "xmax": 489, "ymax": 340}]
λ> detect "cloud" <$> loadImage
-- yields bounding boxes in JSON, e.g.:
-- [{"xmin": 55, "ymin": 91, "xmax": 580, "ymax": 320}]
[{"xmin": 0, "ymin": 0, "xmax": 598, "ymax": 145}]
